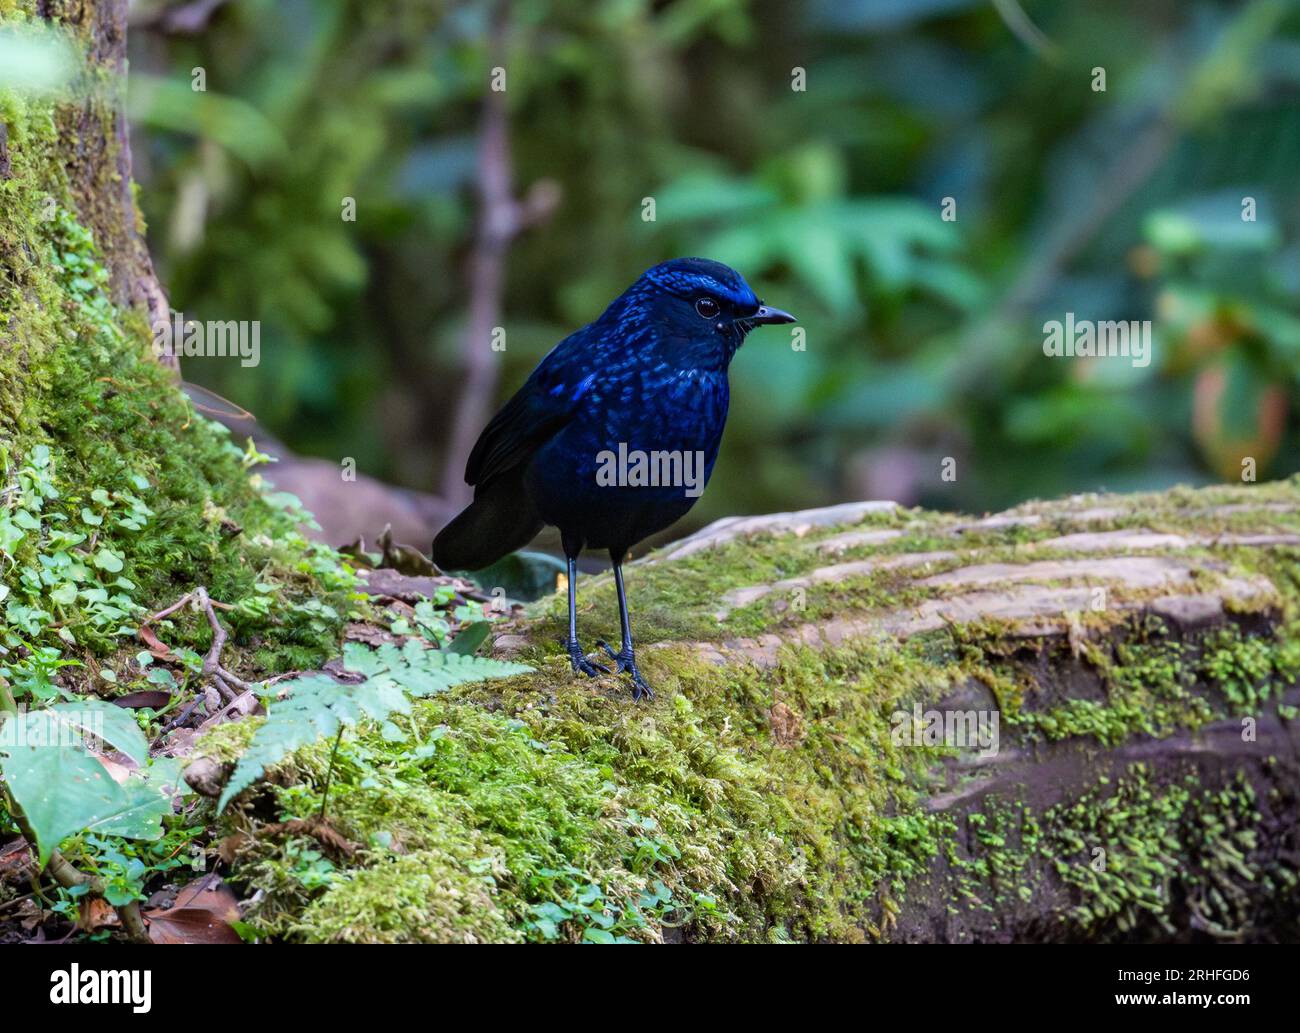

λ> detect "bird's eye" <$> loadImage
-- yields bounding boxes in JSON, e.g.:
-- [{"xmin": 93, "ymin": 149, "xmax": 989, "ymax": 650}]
[{"xmin": 695, "ymin": 297, "xmax": 720, "ymax": 319}]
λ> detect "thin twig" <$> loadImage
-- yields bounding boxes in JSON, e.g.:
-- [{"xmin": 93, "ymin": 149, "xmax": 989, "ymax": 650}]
[
  {"xmin": 318, "ymin": 728, "xmax": 345, "ymax": 821},
  {"xmin": 0, "ymin": 890, "xmax": 36, "ymax": 915}
]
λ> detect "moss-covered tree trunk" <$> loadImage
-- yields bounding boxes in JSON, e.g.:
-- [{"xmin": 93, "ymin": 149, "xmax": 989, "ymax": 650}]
[
  {"xmin": 0, "ymin": 0, "xmax": 348, "ymax": 749},
  {"xmin": 0, "ymin": 1, "xmax": 353, "ymax": 944},
  {"xmin": 199, "ymin": 479, "xmax": 1300, "ymax": 944},
  {"xmin": 1, "ymin": 0, "xmax": 173, "ymax": 391}
]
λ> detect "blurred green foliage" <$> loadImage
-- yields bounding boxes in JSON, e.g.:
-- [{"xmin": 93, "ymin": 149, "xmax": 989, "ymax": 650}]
[{"xmin": 127, "ymin": 0, "xmax": 1300, "ymax": 522}]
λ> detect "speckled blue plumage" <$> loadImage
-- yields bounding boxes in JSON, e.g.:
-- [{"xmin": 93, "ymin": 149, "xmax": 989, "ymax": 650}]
[{"xmin": 433, "ymin": 257, "xmax": 789, "ymax": 569}]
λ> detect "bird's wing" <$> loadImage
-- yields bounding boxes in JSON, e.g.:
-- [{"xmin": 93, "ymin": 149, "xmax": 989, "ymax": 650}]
[{"xmin": 464, "ymin": 328, "xmax": 598, "ymax": 490}]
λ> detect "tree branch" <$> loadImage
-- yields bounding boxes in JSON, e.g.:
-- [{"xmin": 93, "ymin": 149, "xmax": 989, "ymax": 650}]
[{"xmin": 439, "ymin": 3, "xmax": 559, "ymax": 506}]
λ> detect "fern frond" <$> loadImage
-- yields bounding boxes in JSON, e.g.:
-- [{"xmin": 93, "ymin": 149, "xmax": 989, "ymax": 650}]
[{"xmin": 217, "ymin": 640, "xmax": 530, "ymax": 810}]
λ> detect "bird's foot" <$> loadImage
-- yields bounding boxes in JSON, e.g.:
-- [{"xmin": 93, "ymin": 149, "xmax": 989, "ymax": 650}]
[
  {"xmin": 565, "ymin": 638, "xmax": 609, "ymax": 678},
  {"xmin": 596, "ymin": 641, "xmax": 654, "ymax": 701}
]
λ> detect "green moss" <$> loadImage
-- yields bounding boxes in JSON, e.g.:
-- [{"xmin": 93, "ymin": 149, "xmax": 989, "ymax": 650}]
[
  {"xmin": 516, "ymin": 479, "xmax": 1300, "ymax": 651},
  {"xmin": 216, "ymin": 481, "xmax": 1300, "ymax": 942},
  {"xmin": 214, "ymin": 631, "xmax": 962, "ymax": 943},
  {"xmin": 193, "ymin": 712, "xmax": 263, "ymax": 763},
  {"xmin": 939, "ymin": 761, "xmax": 1299, "ymax": 941},
  {"xmin": 980, "ymin": 616, "xmax": 1300, "ymax": 747},
  {"xmin": 526, "ymin": 506, "xmax": 924, "ymax": 643},
  {"xmin": 8, "ymin": 1, "xmax": 1300, "ymax": 945},
  {"xmin": 2, "ymin": 41, "xmax": 356, "ymax": 687},
  {"xmin": 227, "ymin": 696, "xmax": 702, "ymax": 943},
  {"xmin": 1068, "ymin": 766, "xmax": 1262, "ymax": 937},
  {"xmin": 294, "ymin": 852, "xmax": 523, "ymax": 944},
  {"xmin": 1199, "ymin": 621, "xmax": 1300, "ymax": 712}
]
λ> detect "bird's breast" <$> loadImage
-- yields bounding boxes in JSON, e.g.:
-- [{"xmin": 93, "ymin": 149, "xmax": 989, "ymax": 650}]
[
  {"xmin": 595, "ymin": 365, "xmax": 730, "ymax": 442},
  {"xmin": 525, "ymin": 367, "xmax": 730, "ymax": 527}
]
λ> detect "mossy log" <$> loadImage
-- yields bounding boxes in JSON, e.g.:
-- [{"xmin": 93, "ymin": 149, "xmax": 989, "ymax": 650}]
[
  {"xmin": 447, "ymin": 482, "xmax": 1300, "ymax": 943},
  {"xmin": 218, "ymin": 482, "xmax": 1300, "ymax": 944}
]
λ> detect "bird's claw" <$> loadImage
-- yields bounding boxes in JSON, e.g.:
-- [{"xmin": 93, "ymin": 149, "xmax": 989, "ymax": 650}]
[
  {"xmin": 596, "ymin": 640, "xmax": 654, "ymax": 701},
  {"xmin": 565, "ymin": 638, "xmax": 609, "ymax": 678}
]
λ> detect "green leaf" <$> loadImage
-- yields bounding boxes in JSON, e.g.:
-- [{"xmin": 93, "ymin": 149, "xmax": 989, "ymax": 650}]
[
  {"xmin": 0, "ymin": 712, "xmax": 168, "ymax": 864},
  {"xmin": 47, "ymin": 700, "xmax": 151, "ymax": 764},
  {"xmin": 0, "ymin": 516, "xmax": 23, "ymax": 555},
  {"xmin": 218, "ymin": 646, "xmax": 531, "ymax": 810},
  {"xmin": 146, "ymin": 667, "xmax": 177, "ymax": 688},
  {"xmin": 92, "ymin": 548, "xmax": 124, "ymax": 573},
  {"xmin": 463, "ymin": 550, "xmax": 565, "ymax": 603},
  {"xmin": 447, "ymin": 621, "xmax": 492, "ymax": 656},
  {"xmin": 341, "ymin": 640, "xmax": 386, "ymax": 677}
]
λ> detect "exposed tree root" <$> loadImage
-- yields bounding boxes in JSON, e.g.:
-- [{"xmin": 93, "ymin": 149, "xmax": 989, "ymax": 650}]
[{"xmin": 141, "ymin": 587, "xmax": 255, "ymax": 734}]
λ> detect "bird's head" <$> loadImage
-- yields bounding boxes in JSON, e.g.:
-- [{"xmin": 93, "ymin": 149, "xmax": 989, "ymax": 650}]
[{"xmin": 627, "ymin": 257, "xmax": 796, "ymax": 367}]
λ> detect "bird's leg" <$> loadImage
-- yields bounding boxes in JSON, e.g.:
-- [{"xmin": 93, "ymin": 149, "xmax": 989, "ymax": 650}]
[
  {"xmin": 564, "ymin": 554, "xmax": 608, "ymax": 678},
  {"xmin": 597, "ymin": 552, "xmax": 653, "ymax": 701}
]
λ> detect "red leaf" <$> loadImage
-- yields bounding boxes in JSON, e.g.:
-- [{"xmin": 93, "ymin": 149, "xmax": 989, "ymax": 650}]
[{"xmin": 138, "ymin": 624, "xmax": 176, "ymax": 661}]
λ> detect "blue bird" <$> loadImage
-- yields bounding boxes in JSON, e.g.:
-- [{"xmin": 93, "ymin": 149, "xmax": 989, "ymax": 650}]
[{"xmin": 433, "ymin": 257, "xmax": 795, "ymax": 699}]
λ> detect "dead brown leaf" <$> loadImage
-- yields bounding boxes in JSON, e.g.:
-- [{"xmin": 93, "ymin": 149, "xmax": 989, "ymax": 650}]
[
  {"xmin": 768, "ymin": 701, "xmax": 805, "ymax": 746},
  {"xmin": 261, "ymin": 817, "xmax": 358, "ymax": 858},
  {"xmin": 195, "ymin": 689, "xmax": 263, "ymax": 732},
  {"xmin": 76, "ymin": 896, "xmax": 120, "ymax": 933},
  {"xmin": 93, "ymin": 754, "xmax": 134, "ymax": 785},
  {"xmin": 377, "ymin": 524, "xmax": 437, "ymax": 575},
  {"xmin": 17, "ymin": 898, "xmax": 45, "ymax": 932},
  {"xmin": 113, "ymin": 689, "xmax": 173, "ymax": 710},
  {"xmin": 138, "ymin": 624, "xmax": 176, "ymax": 661},
  {"xmin": 0, "ymin": 838, "xmax": 34, "ymax": 885},
  {"xmin": 344, "ymin": 620, "xmax": 402, "ymax": 648},
  {"xmin": 216, "ymin": 831, "xmax": 253, "ymax": 866},
  {"xmin": 154, "ymin": 726, "xmax": 198, "ymax": 758},
  {"xmin": 144, "ymin": 874, "xmax": 242, "ymax": 944}
]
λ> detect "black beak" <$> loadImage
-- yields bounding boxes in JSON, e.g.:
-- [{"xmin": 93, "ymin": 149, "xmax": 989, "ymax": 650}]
[{"xmin": 750, "ymin": 305, "xmax": 796, "ymax": 325}]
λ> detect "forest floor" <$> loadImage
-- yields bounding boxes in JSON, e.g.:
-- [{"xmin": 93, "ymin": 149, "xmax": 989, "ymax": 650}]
[{"xmin": 7, "ymin": 473, "xmax": 1299, "ymax": 943}]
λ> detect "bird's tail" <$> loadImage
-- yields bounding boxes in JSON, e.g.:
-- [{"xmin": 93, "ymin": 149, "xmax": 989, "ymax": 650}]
[{"xmin": 432, "ymin": 467, "xmax": 544, "ymax": 573}]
